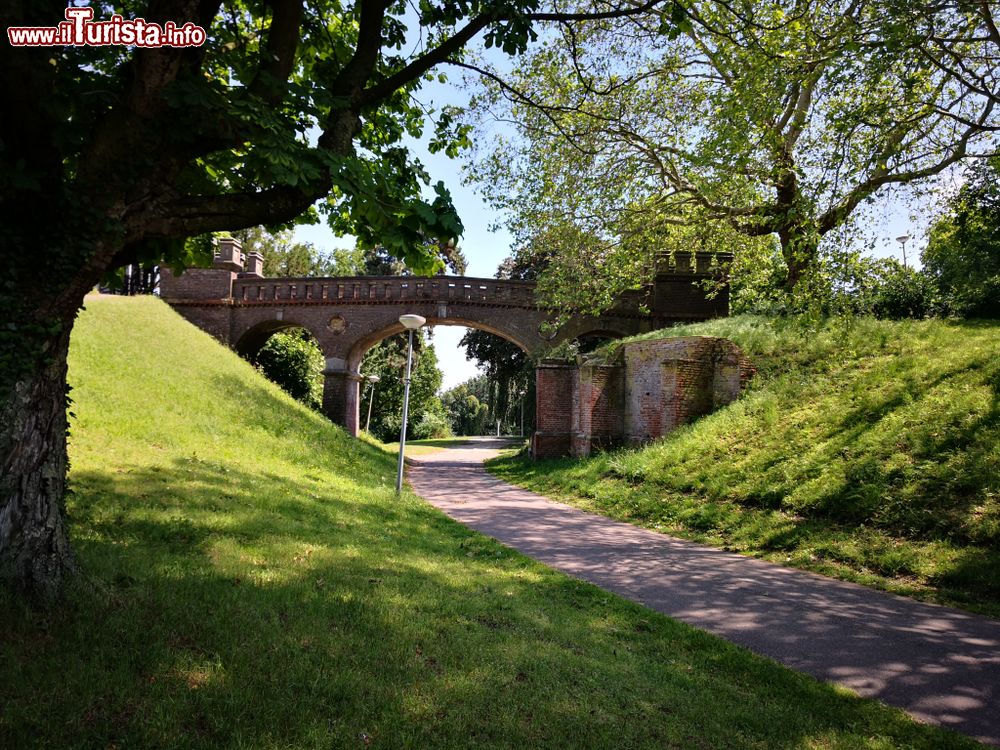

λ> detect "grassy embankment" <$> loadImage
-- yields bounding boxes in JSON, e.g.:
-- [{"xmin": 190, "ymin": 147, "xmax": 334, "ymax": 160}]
[
  {"xmin": 0, "ymin": 297, "xmax": 984, "ymax": 748},
  {"xmin": 488, "ymin": 316, "xmax": 1000, "ymax": 618}
]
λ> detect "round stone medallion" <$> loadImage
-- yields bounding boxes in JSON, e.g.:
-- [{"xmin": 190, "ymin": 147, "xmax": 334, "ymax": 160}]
[{"xmin": 327, "ymin": 315, "xmax": 348, "ymax": 334}]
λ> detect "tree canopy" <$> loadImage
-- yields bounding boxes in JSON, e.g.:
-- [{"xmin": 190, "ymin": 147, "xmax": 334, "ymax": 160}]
[
  {"xmin": 465, "ymin": 0, "xmax": 999, "ymax": 311},
  {"xmin": 924, "ymin": 157, "xmax": 1000, "ymax": 318}
]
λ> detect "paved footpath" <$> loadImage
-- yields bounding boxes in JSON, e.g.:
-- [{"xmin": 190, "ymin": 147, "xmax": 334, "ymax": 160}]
[{"xmin": 407, "ymin": 438, "xmax": 1000, "ymax": 747}]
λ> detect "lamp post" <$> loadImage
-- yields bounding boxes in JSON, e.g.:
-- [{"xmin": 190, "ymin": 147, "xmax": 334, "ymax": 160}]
[
  {"xmin": 896, "ymin": 234, "xmax": 911, "ymax": 269},
  {"xmin": 363, "ymin": 374, "xmax": 380, "ymax": 434},
  {"xmin": 519, "ymin": 389, "xmax": 526, "ymax": 438},
  {"xmin": 396, "ymin": 314, "xmax": 426, "ymax": 494}
]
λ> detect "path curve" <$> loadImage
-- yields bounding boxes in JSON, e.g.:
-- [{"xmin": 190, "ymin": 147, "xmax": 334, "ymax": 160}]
[{"xmin": 408, "ymin": 438, "xmax": 1000, "ymax": 747}]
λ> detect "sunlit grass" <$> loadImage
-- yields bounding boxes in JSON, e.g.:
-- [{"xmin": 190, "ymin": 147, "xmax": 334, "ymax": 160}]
[
  {"xmin": 373, "ymin": 436, "xmax": 474, "ymax": 456},
  {"xmin": 490, "ymin": 315, "xmax": 1000, "ymax": 618},
  {"xmin": 0, "ymin": 299, "xmax": 983, "ymax": 748}
]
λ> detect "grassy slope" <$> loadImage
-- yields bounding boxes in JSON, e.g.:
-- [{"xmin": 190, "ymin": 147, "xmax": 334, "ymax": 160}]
[
  {"xmin": 489, "ymin": 315, "xmax": 1000, "ymax": 617},
  {"xmin": 0, "ymin": 298, "xmax": 983, "ymax": 749}
]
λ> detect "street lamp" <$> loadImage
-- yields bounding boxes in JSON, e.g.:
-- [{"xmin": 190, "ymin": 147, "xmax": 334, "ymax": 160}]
[
  {"xmin": 395, "ymin": 313, "xmax": 426, "ymax": 494},
  {"xmin": 363, "ymin": 374, "xmax": 380, "ymax": 434},
  {"xmin": 519, "ymin": 388, "xmax": 526, "ymax": 438},
  {"xmin": 896, "ymin": 234, "xmax": 911, "ymax": 269}
]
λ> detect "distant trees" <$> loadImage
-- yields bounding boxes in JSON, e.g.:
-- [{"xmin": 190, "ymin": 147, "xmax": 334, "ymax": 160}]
[
  {"xmin": 232, "ymin": 227, "xmax": 364, "ymax": 277},
  {"xmin": 442, "ymin": 382, "xmax": 492, "ymax": 436},
  {"xmin": 923, "ymin": 159, "xmax": 1000, "ymax": 318},
  {"xmin": 442, "ymin": 375, "xmax": 532, "ymax": 436},
  {"xmin": 359, "ymin": 336, "xmax": 449, "ymax": 442}
]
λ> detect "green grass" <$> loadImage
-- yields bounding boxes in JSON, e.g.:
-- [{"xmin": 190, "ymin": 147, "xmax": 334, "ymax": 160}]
[
  {"xmin": 488, "ymin": 315, "xmax": 1000, "ymax": 618},
  {"xmin": 374, "ymin": 437, "xmax": 475, "ymax": 456},
  {"xmin": 0, "ymin": 298, "xmax": 985, "ymax": 749}
]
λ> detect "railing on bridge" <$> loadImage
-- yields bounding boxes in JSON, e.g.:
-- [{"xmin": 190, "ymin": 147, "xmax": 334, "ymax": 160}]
[{"xmin": 231, "ymin": 275, "xmax": 538, "ymax": 307}]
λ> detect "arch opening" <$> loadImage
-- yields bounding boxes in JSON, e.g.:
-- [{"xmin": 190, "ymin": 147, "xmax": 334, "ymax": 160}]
[
  {"xmin": 235, "ymin": 321, "xmax": 325, "ymax": 411},
  {"xmin": 351, "ymin": 321, "xmax": 537, "ymax": 442},
  {"xmin": 572, "ymin": 330, "xmax": 623, "ymax": 355},
  {"xmin": 234, "ymin": 319, "xmax": 321, "ymax": 361}
]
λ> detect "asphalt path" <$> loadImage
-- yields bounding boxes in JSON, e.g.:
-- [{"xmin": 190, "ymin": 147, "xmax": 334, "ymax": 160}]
[{"xmin": 408, "ymin": 438, "xmax": 1000, "ymax": 747}]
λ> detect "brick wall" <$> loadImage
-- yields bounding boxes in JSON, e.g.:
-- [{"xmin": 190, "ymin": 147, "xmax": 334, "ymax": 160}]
[
  {"xmin": 573, "ymin": 364, "xmax": 624, "ymax": 456},
  {"xmin": 535, "ymin": 335, "xmax": 754, "ymax": 458},
  {"xmin": 160, "ymin": 267, "xmax": 235, "ymax": 301},
  {"xmin": 531, "ymin": 360, "xmax": 577, "ymax": 459}
]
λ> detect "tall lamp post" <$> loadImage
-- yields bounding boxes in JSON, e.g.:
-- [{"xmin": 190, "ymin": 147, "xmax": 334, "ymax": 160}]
[
  {"xmin": 896, "ymin": 234, "xmax": 911, "ymax": 269},
  {"xmin": 363, "ymin": 374, "xmax": 380, "ymax": 434},
  {"xmin": 396, "ymin": 314, "xmax": 426, "ymax": 495}
]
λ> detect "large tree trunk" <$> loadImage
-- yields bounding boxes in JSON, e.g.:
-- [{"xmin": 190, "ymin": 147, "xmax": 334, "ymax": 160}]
[
  {"xmin": 778, "ymin": 221, "xmax": 820, "ymax": 293},
  {"xmin": 0, "ymin": 316, "xmax": 80, "ymax": 601}
]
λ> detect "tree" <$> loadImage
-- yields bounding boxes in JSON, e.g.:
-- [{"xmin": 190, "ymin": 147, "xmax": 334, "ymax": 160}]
[
  {"xmin": 233, "ymin": 226, "xmax": 361, "ymax": 277},
  {"xmin": 465, "ymin": 0, "xmax": 998, "ymax": 311},
  {"xmin": 1, "ymin": 0, "xmax": 668, "ymax": 598},
  {"xmin": 923, "ymin": 158, "xmax": 1000, "ymax": 318},
  {"xmin": 255, "ymin": 329, "xmax": 325, "ymax": 410},
  {"xmin": 359, "ymin": 334, "xmax": 445, "ymax": 442},
  {"xmin": 459, "ymin": 252, "xmax": 540, "ymax": 429},
  {"xmin": 442, "ymin": 384, "xmax": 491, "ymax": 435}
]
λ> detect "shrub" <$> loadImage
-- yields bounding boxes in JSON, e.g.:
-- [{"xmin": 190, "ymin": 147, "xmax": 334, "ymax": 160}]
[
  {"xmin": 868, "ymin": 264, "xmax": 939, "ymax": 320},
  {"xmin": 255, "ymin": 330, "xmax": 324, "ymax": 410},
  {"xmin": 412, "ymin": 410, "xmax": 453, "ymax": 440}
]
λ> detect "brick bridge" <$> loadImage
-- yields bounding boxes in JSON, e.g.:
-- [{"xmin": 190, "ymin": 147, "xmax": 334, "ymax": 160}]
[{"xmin": 161, "ymin": 238, "xmax": 730, "ymax": 449}]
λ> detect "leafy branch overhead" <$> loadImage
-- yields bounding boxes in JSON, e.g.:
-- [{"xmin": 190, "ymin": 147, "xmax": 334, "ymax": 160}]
[{"xmin": 464, "ymin": 0, "xmax": 999, "ymax": 307}]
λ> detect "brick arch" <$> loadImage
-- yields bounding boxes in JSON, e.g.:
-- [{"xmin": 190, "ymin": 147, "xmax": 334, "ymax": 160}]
[
  {"xmin": 345, "ymin": 316, "xmax": 534, "ymax": 375},
  {"xmin": 333, "ymin": 317, "xmax": 537, "ymax": 438},
  {"xmin": 232, "ymin": 318, "xmax": 325, "ymax": 360}
]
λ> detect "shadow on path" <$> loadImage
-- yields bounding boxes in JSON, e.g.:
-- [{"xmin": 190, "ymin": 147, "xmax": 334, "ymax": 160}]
[{"xmin": 408, "ymin": 439, "xmax": 1000, "ymax": 748}]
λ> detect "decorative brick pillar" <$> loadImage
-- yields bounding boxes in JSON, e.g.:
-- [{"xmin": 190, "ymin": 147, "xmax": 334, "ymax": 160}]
[
  {"xmin": 241, "ymin": 251, "xmax": 264, "ymax": 279},
  {"xmin": 532, "ymin": 359, "xmax": 577, "ymax": 459},
  {"xmin": 215, "ymin": 237, "xmax": 244, "ymax": 272},
  {"xmin": 323, "ymin": 363, "xmax": 361, "ymax": 436},
  {"xmin": 572, "ymin": 363, "xmax": 625, "ymax": 457}
]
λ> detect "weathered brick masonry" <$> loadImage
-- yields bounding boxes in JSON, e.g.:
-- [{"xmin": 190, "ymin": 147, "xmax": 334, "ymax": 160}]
[
  {"xmin": 162, "ymin": 238, "xmax": 741, "ymax": 457},
  {"xmin": 532, "ymin": 337, "xmax": 755, "ymax": 459}
]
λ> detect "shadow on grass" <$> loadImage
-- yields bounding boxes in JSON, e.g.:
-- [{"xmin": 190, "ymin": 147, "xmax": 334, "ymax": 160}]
[{"xmin": 1, "ymin": 457, "xmax": 981, "ymax": 749}]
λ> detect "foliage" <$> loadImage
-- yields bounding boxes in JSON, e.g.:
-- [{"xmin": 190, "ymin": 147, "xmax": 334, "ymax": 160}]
[
  {"xmin": 358, "ymin": 242, "xmax": 468, "ymax": 276},
  {"xmin": 491, "ymin": 314, "xmax": 1000, "ymax": 617},
  {"xmin": 862, "ymin": 262, "xmax": 940, "ymax": 320},
  {"xmin": 254, "ymin": 330, "xmax": 324, "ymax": 411},
  {"xmin": 441, "ymin": 385, "xmax": 492, "ymax": 435},
  {"xmin": 455, "ymin": 253, "xmax": 538, "ymax": 433},
  {"xmin": 443, "ymin": 372, "xmax": 533, "ymax": 437},
  {"xmin": 923, "ymin": 159, "xmax": 1000, "ymax": 318},
  {"xmin": 360, "ymin": 334, "xmax": 446, "ymax": 442},
  {"xmin": 1, "ymin": 295, "xmax": 973, "ymax": 749},
  {"xmin": 411, "ymin": 407, "xmax": 454, "ymax": 440},
  {"xmin": 458, "ymin": 336, "xmax": 534, "ymax": 431},
  {"xmin": 465, "ymin": 0, "xmax": 998, "ymax": 311},
  {"xmin": 233, "ymin": 226, "xmax": 363, "ymax": 277}
]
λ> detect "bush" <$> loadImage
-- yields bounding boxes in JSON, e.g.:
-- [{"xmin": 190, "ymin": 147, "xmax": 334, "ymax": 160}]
[
  {"xmin": 412, "ymin": 410, "xmax": 452, "ymax": 440},
  {"xmin": 868, "ymin": 264, "xmax": 939, "ymax": 320},
  {"xmin": 255, "ymin": 330, "xmax": 324, "ymax": 410}
]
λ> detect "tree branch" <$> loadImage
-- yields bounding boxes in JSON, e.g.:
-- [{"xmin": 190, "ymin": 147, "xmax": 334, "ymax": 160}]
[
  {"xmin": 249, "ymin": 0, "xmax": 304, "ymax": 104},
  {"xmin": 129, "ymin": 181, "xmax": 332, "ymax": 241}
]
